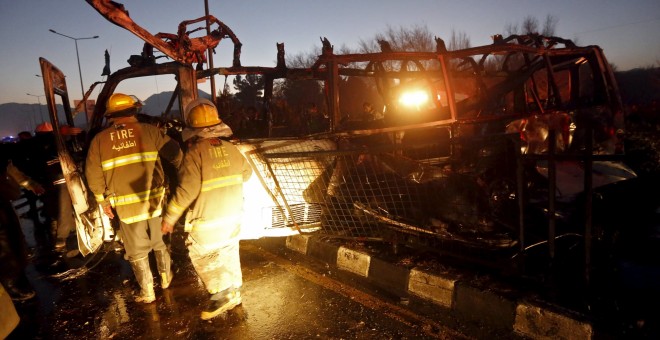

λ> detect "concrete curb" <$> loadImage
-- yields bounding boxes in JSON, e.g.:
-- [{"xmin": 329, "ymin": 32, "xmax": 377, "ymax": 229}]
[{"xmin": 285, "ymin": 235, "xmax": 595, "ymax": 340}]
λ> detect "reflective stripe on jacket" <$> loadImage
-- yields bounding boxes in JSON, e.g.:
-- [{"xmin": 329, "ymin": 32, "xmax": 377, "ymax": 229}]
[
  {"xmin": 85, "ymin": 116, "xmax": 182, "ymax": 224},
  {"xmin": 163, "ymin": 137, "xmax": 252, "ymax": 243}
]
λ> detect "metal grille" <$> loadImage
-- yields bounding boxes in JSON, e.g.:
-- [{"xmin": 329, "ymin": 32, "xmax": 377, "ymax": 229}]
[
  {"xmin": 243, "ymin": 127, "xmax": 518, "ymax": 254},
  {"xmin": 250, "ymin": 129, "xmax": 441, "ymax": 231},
  {"xmin": 269, "ymin": 203, "xmax": 323, "ymax": 229}
]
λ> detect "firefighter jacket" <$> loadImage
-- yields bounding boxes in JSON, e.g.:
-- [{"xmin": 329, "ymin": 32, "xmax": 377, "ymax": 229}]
[
  {"xmin": 85, "ymin": 116, "xmax": 183, "ymax": 224},
  {"xmin": 163, "ymin": 137, "xmax": 252, "ymax": 246}
]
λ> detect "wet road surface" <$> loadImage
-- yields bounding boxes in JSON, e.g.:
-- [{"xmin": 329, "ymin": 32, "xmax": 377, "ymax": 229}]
[
  {"xmin": 11, "ymin": 199, "xmax": 659, "ymax": 338},
  {"xmin": 9, "ymin": 210, "xmax": 485, "ymax": 339}
]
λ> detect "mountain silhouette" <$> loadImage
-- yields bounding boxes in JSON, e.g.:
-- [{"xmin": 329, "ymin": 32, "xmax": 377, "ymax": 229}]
[
  {"xmin": 0, "ymin": 103, "xmax": 75, "ymax": 138},
  {"xmin": 140, "ymin": 90, "xmax": 211, "ymax": 116},
  {"xmin": 0, "ymin": 90, "xmax": 211, "ymax": 138}
]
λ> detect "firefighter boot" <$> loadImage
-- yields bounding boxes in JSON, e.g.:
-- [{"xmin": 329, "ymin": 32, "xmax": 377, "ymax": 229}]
[
  {"xmin": 129, "ymin": 257, "xmax": 156, "ymax": 303},
  {"xmin": 200, "ymin": 288, "xmax": 242, "ymax": 320},
  {"xmin": 154, "ymin": 249, "xmax": 173, "ymax": 289}
]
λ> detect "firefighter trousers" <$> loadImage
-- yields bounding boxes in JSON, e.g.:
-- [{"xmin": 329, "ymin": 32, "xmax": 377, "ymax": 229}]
[
  {"xmin": 187, "ymin": 235, "xmax": 242, "ymax": 295},
  {"xmin": 55, "ymin": 183, "xmax": 74, "ymax": 240},
  {"xmin": 119, "ymin": 216, "xmax": 167, "ymax": 261}
]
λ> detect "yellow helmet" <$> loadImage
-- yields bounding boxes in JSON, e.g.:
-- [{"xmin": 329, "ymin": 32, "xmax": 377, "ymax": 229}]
[
  {"xmin": 105, "ymin": 93, "xmax": 142, "ymax": 116},
  {"xmin": 185, "ymin": 98, "xmax": 222, "ymax": 128}
]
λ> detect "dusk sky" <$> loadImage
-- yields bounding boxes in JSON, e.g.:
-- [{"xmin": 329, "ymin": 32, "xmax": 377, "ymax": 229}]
[{"xmin": 1, "ymin": 0, "xmax": 658, "ymax": 106}]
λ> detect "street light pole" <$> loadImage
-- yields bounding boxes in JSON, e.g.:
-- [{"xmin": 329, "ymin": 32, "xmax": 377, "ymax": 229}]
[
  {"xmin": 26, "ymin": 93, "xmax": 46, "ymax": 122},
  {"xmin": 49, "ymin": 29, "xmax": 99, "ymax": 127}
]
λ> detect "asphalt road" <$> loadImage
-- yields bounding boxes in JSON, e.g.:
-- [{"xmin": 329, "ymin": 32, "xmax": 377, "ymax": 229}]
[
  {"xmin": 8, "ymin": 215, "xmax": 512, "ymax": 339},
  {"xmin": 9, "ymin": 197, "xmax": 659, "ymax": 339}
]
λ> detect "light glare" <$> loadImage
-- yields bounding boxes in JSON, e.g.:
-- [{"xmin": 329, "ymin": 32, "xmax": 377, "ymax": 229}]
[{"xmin": 399, "ymin": 90, "xmax": 429, "ymax": 108}]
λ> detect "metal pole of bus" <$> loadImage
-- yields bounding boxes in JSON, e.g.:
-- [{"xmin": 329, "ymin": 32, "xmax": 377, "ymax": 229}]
[{"xmin": 204, "ymin": 0, "xmax": 217, "ymax": 104}]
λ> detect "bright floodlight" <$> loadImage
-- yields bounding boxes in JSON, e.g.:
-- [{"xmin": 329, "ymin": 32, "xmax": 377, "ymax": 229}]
[{"xmin": 398, "ymin": 89, "xmax": 429, "ymax": 109}]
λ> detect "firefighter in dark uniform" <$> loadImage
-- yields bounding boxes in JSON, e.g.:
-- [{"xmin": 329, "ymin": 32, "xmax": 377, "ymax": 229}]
[
  {"xmin": 85, "ymin": 93, "xmax": 183, "ymax": 303},
  {"xmin": 1, "ymin": 146, "xmax": 44, "ymax": 301},
  {"xmin": 161, "ymin": 99, "xmax": 252, "ymax": 320},
  {"xmin": 30, "ymin": 122, "xmax": 78, "ymax": 252}
]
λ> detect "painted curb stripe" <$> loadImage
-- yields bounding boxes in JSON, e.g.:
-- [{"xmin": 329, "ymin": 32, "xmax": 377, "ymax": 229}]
[{"xmin": 285, "ymin": 235, "xmax": 594, "ymax": 339}]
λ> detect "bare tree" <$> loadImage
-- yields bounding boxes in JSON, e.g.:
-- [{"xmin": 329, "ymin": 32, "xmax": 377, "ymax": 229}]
[
  {"xmin": 358, "ymin": 24, "xmax": 435, "ymax": 53},
  {"xmin": 542, "ymin": 15, "xmax": 558, "ymax": 36},
  {"xmin": 506, "ymin": 14, "xmax": 557, "ymax": 36},
  {"xmin": 491, "ymin": 14, "xmax": 560, "ymax": 73},
  {"xmin": 286, "ymin": 49, "xmax": 320, "ymax": 68},
  {"xmin": 522, "ymin": 16, "xmax": 538, "ymax": 35},
  {"xmin": 448, "ymin": 29, "xmax": 471, "ymax": 51}
]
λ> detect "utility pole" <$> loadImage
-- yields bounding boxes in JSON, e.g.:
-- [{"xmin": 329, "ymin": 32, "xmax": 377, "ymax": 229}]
[
  {"xmin": 49, "ymin": 29, "xmax": 99, "ymax": 127},
  {"xmin": 26, "ymin": 93, "xmax": 46, "ymax": 122}
]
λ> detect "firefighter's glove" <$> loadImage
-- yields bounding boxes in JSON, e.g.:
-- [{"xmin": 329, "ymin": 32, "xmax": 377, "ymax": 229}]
[
  {"xmin": 102, "ymin": 203, "xmax": 115, "ymax": 219},
  {"xmin": 161, "ymin": 221, "xmax": 174, "ymax": 235}
]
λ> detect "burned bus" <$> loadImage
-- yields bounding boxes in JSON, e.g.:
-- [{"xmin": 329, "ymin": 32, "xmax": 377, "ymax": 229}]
[{"xmin": 40, "ymin": 1, "xmax": 643, "ymax": 275}]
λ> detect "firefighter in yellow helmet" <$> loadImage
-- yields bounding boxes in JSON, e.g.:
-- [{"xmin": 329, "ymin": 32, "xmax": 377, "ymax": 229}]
[
  {"xmin": 85, "ymin": 93, "xmax": 183, "ymax": 303},
  {"xmin": 161, "ymin": 98, "xmax": 252, "ymax": 320}
]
